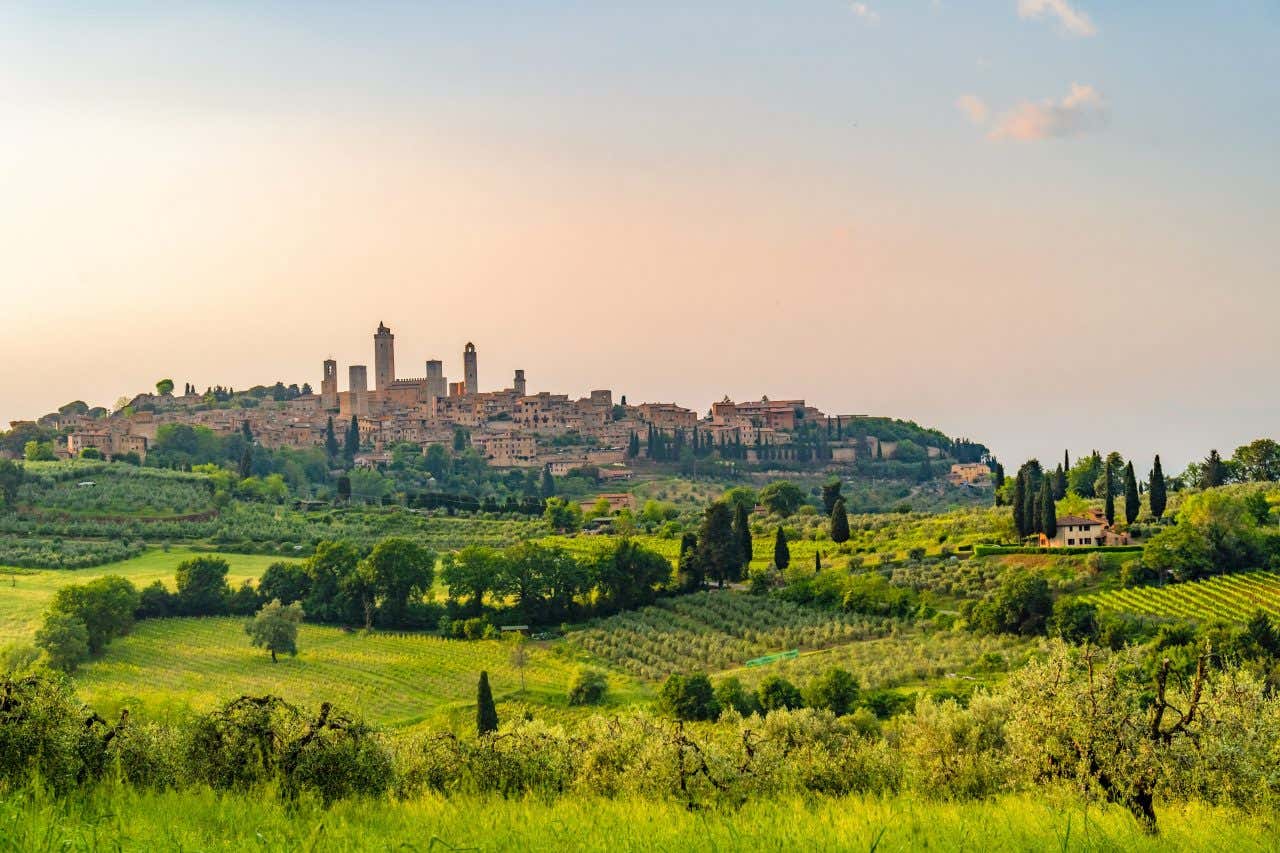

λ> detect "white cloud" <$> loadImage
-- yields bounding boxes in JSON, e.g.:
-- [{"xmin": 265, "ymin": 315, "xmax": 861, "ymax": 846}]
[
  {"xmin": 987, "ymin": 82, "xmax": 1107, "ymax": 141},
  {"xmin": 955, "ymin": 94, "xmax": 989, "ymax": 125},
  {"xmin": 850, "ymin": 3, "xmax": 880, "ymax": 24},
  {"xmin": 1017, "ymin": 0, "xmax": 1097, "ymax": 37}
]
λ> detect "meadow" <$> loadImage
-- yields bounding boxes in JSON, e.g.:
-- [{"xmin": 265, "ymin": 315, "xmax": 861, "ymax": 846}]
[
  {"xmin": 3, "ymin": 786, "xmax": 1275, "ymax": 852},
  {"xmin": 71, "ymin": 616, "xmax": 645, "ymax": 727},
  {"xmin": 0, "ymin": 548, "xmax": 291, "ymax": 644}
]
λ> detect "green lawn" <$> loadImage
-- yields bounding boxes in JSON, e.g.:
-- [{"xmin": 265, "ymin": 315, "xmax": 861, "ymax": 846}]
[
  {"xmin": 0, "ymin": 548, "xmax": 293, "ymax": 644},
  {"xmin": 73, "ymin": 617, "xmax": 647, "ymax": 727}
]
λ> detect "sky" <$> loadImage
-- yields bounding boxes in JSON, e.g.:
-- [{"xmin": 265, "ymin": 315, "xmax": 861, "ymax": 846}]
[{"xmin": 0, "ymin": 1, "xmax": 1277, "ymax": 472}]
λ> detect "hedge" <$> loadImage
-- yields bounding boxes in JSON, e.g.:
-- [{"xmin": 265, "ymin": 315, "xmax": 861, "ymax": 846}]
[{"xmin": 972, "ymin": 545, "xmax": 1144, "ymax": 557}]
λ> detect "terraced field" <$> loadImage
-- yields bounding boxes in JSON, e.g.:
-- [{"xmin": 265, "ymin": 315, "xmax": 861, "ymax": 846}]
[
  {"xmin": 73, "ymin": 617, "xmax": 641, "ymax": 726},
  {"xmin": 1084, "ymin": 572, "xmax": 1280, "ymax": 622}
]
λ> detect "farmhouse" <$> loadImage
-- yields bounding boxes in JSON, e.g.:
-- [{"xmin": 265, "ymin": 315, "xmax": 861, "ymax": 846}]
[{"xmin": 1039, "ymin": 512, "xmax": 1130, "ymax": 548}]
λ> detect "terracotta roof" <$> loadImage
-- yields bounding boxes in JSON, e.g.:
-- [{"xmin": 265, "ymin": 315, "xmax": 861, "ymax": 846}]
[{"xmin": 1057, "ymin": 515, "xmax": 1100, "ymax": 525}]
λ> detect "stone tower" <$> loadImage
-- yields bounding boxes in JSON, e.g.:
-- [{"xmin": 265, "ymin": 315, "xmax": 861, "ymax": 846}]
[
  {"xmin": 321, "ymin": 359, "xmax": 338, "ymax": 410},
  {"xmin": 373, "ymin": 322, "xmax": 395, "ymax": 392},
  {"xmin": 463, "ymin": 342, "xmax": 478, "ymax": 396},
  {"xmin": 349, "ymin": 365, "xmax": 369, "ymax": 417},
  {"xmin": 425, "ymin": 360, "xmax": 446, "ymax": 400},
  {"xmin": 513, "ymin": 369, "xmax": 526, "ymax": 397}
]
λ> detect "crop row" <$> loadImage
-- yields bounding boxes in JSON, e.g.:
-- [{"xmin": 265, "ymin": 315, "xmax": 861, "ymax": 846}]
[{"xmin": 1084, "ymin": 572, "xmax": 1280, "ymax": 623}]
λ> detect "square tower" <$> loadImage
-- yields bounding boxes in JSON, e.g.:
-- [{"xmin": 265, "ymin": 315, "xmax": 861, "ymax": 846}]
[
  {"xmin": 374, "ymin": 322, "xmax": 395, "ymax": 392},
  {"xmin": 321, "ymin": 359, "xmax": 338, "ymax": 410},
  {"xmin": 463, "ymin": 342, "xmax": 478, "ymax": 396}
]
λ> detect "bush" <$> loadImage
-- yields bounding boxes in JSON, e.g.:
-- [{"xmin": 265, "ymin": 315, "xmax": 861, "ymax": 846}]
[
  {"xmin": 757, "ymin": 675, "xmax": 804, "ymax": 712},
  {"xmin": 805, "ymin": 667, "xmax": 860, "ymax": 716},
  {"xmin": 657, "ymin": 673, "xmax": 720, "ymax": 721},
  {"xmin": 567, "ymin": 668, "xmax": 609, "ymax": 706}
]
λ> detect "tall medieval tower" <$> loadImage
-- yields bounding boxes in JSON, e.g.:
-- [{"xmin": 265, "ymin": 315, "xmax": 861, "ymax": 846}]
[
  {"xmin": 513, "ymin": 369, "xmax": 526, "ymax": 397},
  {"xmin": 463, "ymin": 342, "xmax": 478, "ymax": 395},
  {"xmin": 320, "ymin": 359, "xmax": 338, "ymax": 410},
  {"xmin": 374, "ymin": 322, "xmax": 395, "ymax": 391}
]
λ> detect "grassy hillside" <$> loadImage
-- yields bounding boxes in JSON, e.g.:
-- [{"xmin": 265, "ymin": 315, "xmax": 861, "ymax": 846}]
[
  {"xmin": 72, "ymin": 617, "xmax": 647, "ymax": 727},
  {"xmin": 0, "ymin": 548, "xmax": 291, "ymax": 644}
]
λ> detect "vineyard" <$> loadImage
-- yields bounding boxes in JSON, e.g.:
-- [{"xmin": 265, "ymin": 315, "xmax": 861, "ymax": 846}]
[
  {"xmin": 72, "ymin": 617, "xmax": 627, "ymax": 726},
  {"xmin": 1083, "ymin": 572, "xmax": 1280, "ymax": 623},
  {"xmin": 567, "ymin": 592, "xmax": 886, "ymax": 680}
]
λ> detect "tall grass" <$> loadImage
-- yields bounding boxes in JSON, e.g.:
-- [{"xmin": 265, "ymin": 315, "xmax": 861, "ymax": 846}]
[{"xmin": 1, "ymin": 785, "xmax": 1274, "ymax": 851}]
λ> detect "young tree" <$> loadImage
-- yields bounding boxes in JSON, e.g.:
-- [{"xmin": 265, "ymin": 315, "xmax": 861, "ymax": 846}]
[
  {"xmin": 758, "ymin": 481, "xmax": 805, "ymax": 516},
  {"xmin": 657, "ymin": 673, "xmax": 720, "ymax": 721},
  {"xmin": 155, "ymin": 378, "xmax": 175, "ymax": 396},
  {"xmin": 476, "ymin": 671, "xmax": 499, "ymax": 735},
  {"xmin": 676, "ymin": 532, "xmax": 703, "ymax": 592},
  {"xmin": 773, "ymin": 526, "xmax": 790, "ymax": 570},
  {"xmin": 829, "ymin": 497, "xmax": 850, "ymax": 544},
  {"xmin": 245, "ymin": 599, "xmax": 303, "ymax": 663},
  {"xmin": 1149, "ymin": 454, "xmax": 1167, "ymax": 519},
  {"xmin": 509, "ymin": 633, "xmax": 529, "ymax": 694},
  {"xmin": 1123, "ymin": 461, "xmax": 1140, "ymax": 525}
]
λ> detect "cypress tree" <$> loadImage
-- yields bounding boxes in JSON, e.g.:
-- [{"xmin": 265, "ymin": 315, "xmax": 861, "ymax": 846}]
[
  {"xmin": 627, "ymin": 431, "xmax": 640, "ymax": 458},
  {"xmin": 324, "ymin": 417, "xmax": 339, "ymax": 462},
  {"xmin": 1040, "ymin": 473, "xmax": 1057, "ymax": 539},
  {"xmin": 1123, "ymin": 461, "xmax": 1140, "ymax": 525},
  {"xmin": 241, "ymin": 420, "xmax": 253, "ymax": 443},
  {"xmin": 993, "ymin": 463, "xmax": 1005, "ymax": 506},
  {"xmin": 1203, "ymin": 449, "xmax": 1226, "ymax": 488},
  {"xmin": 814, "ymin": 550, "xmax": 821, "ymax": 573},
  {"xmin": 1064, "ymin": 449, "xmax": 1070, "ymax": 473},
  {"xmin": 238, "ymin": 446, "xmax": 252, "ymax": 480},
  {"xmin": 821, "ymin": 480, "xmax": 843, "ymax": 515},
  {"xmin": 1012, "ymin": 470, "xmax": 1027, "ymax": 536},
  {"xmin": 732, "ymin": 502, "xmax": 752, "ymax": 577},
  {"xmin": 1149, "ymin": 455, "xmax": 1167, "ymax": 519},
  {"xmin": 830, "ymin": 497, "xmax": 850, "ymax": 544},
  {"xmin": 539, "ymin": 466, "xmax": 556, "ymax": 499},
  {"xmin": 1053, "ymin": 464, "xmax": 1067, "ymax": 500},
  {"xmin": 344, "ymin": 416, "xmax": 359, "ymax": 462},
  {"xmin": 676, "ymin": 532, "xmax": 702, "ymax": 592},
  {"xmin": 1104, "ymin": 466, "xmax": 1116, "ymax": 527},
  {"xmin": 476, "ymin": 671, "xmax": 498, "ymax": 735},
  {"xmin": 773, "ymin": 526, "xmax": 790, "ymax": 570}
]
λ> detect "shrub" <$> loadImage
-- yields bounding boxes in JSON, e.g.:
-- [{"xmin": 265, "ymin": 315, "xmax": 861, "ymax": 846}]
[
  {"xmin": 714, "ymin": 676, "xmax": 761, "ymax": 717},
  {"xmin": 567, "ymin": 668, "xmax": 609, "ymax": 706},
  {"xmin": 757, "ymin": 675, "xmax": 804, "ymax": 712},
  {"xmin": 658, "ymin": 673, "xmax": 720, "ymax": 721},
  {"xmin": 34, "ymin": 613, "xmax": 89, "ymax": 672},
  {"xmin": 804, "ymin": 667, "xmax": 860, "ymax": 716}
]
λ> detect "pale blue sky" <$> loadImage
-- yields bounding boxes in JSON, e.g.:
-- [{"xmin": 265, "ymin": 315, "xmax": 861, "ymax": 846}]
[{"xmin": 1, "ymin": 2, "xmax": 1276, "ymax": 470}]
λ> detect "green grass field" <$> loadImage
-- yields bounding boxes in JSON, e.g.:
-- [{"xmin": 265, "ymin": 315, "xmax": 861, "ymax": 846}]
[
  {"xmin": 0, "ymin": 548, "xmax": 293, "ymax": 644},
  {"xmin": 4, "ymin": 786, "xmax": 1274, "ymax": 852},
  {"xmin": 72, "ymin": 616, "xmax": 648, "ymax": 727}
]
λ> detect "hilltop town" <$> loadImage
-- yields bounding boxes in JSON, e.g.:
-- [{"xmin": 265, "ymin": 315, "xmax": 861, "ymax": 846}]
[{"xmin": 6, "ymin": 322, "xmax": 992, "ymax": 487}]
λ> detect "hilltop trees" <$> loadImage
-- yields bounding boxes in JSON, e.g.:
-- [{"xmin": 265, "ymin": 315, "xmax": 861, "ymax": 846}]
[
  {"xmin": 245, "ymin": 599, "xmax": 303, "ymax": 663},
  {"xmin": 155, "ymin": 378, "xmax": 175, "ymax": 396}
]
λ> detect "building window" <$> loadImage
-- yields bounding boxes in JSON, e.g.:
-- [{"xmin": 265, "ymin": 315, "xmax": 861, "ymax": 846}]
[{"xmin": 1068, "ymin": 539, "xmax": 1075, "ymax": 546}]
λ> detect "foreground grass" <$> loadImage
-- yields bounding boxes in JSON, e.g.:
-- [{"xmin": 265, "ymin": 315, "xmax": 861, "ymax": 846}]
[
  {"xmin": 1, "ymin": 787, "xmax": 1274, "ymax": 851},
  {"xmin": 73, "ymin": 617, "xmax": 647, "ymax": 727},
  {"xmin": 0, "ymin": 549, "xmax": 293, "ymax": 644}
]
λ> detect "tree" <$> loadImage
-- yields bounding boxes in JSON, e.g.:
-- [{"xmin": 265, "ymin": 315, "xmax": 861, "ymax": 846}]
[
  {"xmin": 34, "ymin": 612, "xmax": 89, "ymax": 672},
  {"xmin": 821, "ymin": 480, "xmax": 843, "ymax": 515},
  {"xmin": 993, "ymin": 462, "xmax": 1005, "ymax": 506},
  {"xmin": 1123, "ymin": 461, "xmax": 1140, "ymax": 525},
  {"xmin": 1103, "ymin": 462, "xmax": 1116, "ymax": 527},
  {"xmin": 1039, "ymin": 474, "xmax": 1057, "ymax": 539},
  {"xmin": 1202, "ymin": 449, "xmax": 1227, "ymax": 488},
  {"xmin": 1052, "ymin": 464, "xmax": 1067, "ymax": 500},
  {"xmin": 804, "ymin": 667, "xmax": 859, "ymax": 715},
  {"xmin": 441, "ymin": 546, "xmax": 502, "ymax": 617},
  {"xmin": 829, "ymin": 497, "xmax": 850, "ymax": 544},
  {"xmin": 759, "ymin": 481, "xmax": 805, "ymax": 516},
  {"xmin": 359, "ymin": 538, "xmax": 435, "ymax": 627},
  {"xmin": 324, "ymin": 417, "xmax": 339, "ymax": 462},
  {"xmin": 342, "ymin": 416, "xmax": 361, "ymax": 464},
  {"xmin": 657, "ymin": 673, "xmax": 720, "ymax": 721},
  {"xmin": 757, "ymin": 675, "xmax": 803, "ymax": 712},
  {"xmin": 476, "ymin": 671, "xmax": 499, "ymax": 735},
  {"xmin": 732, "ymin": 502, "xmax": 753, "ymax": 573},
  {"xmin": 238, "ymin": 446, "xmax": 253, "ymax": 480},
  {"xmin": 258, "ymin": 561, "xmax": 311, "ymax": 606},
  {"xmin": 509, "ymin": 633, "xmax": 530, "ymax": 693},
  {"xmin": 0, "ymin": 459, "xmax": 23, "ymax": 510},
  {"xmin": 967, "ymin": 573, "xmax": 1052, "ymax": 636},
  {"xmin": 1232, "ymin": 438, "xmax": 1280, "ymax": 482},
  {"xmin": 695, "ymin": 502, "xmax": 739, "ymax": 587},
  {"xmin": 626, "ymin": 431, "xmax": 640, "ymax": 459},
  {"xmin": 1048, "ymin": 599, "xmax": 1099, "ymax": 644},
  {"xmin": 539, "ymin": 466, "xmax": 556, "ymax": 499},
  {"xmin": 676, "ymin": 532, "xmax": 703, "ymax": 592},
  {"xmin": 590, "ymin": 539, "xmax": 670, "ymax": 613},
  {"xmin": 917, "ymin": 458, "xmax": 933, "ymax": 483},
  {"xmin": 567, "ymin": 667, "xmax": 608, "ymax": 706},
  {"xmin": 1011, "ymin": 469, "xmax": 1028, "ymax": 536},
  {"xmin": 155, "ymin": 378, "xmax": 174, "ymax": 396},
  {"xmin": 49, "ymin": 576, "xmax": 140, "ymax": 654},
  {"xmin": 1149, "ymin": 455, "xmax": 1168, "ymax": 519},
  {"xmin": 245, "ymin": 599, "xmax": 303, "ymax": 663},
  {"xmin": 773, "ymin": 526, "xmax": 790, "ymax": 570},
  {"xmin": 175, "ymin": 556, "xmax": 231, "ymax": 616},
  {"xmin": 542, "ymin": 497, "xmax": 582, "ymax": 532},
  {"xmin": 24, "ymin": 441, "xmax": 56, "ymax": 462}
]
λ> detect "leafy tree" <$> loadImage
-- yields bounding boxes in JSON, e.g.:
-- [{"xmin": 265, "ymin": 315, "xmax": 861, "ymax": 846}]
[
  {"xmin": 759, "ymin": 481, "xmax": 805, "ymax": 516},
  {"xmin": 657, "ymin": 673, "xmax": 720, "ymax": 721},
  {"xmin": 155, "ymin": 378, "xmax": 174, "ymax": 396},
  {"xmin": 714, "ymin": 676, "xmax": 761, "ymax": 716},
  {"xmin": 829, "ymin": 497, "xmax": 850, "ymax": 544},
  {"xmin": 34, "ymin": 612, "xmax": 89, "ymax": 672},
  {"xmin": 567, "ymin": 668, "xmax": 609, "ymax": 706},
  {"xmin": 136, "ymin": 580, "xmax": 174, "ymax": 619},
  {"xmin": 1068, "ymin": 451, "xmax": 1102, "ymax": 498},
  {"xmin": 1123, "ymin": 462, "xmax": 1140, "ymax": 525},
  {"xmin": 258, "ymin": 562, "xmax": 311, "ymax": 606},
  {"xmin": 441, "ymin": 546, "xmax": 502, "ymax": 617},
  {"xmin": 967, "ymin": 573, "xmax": 1051, "ymax": 636},
  {"xmin": 757, "ymin": 675, "xmax": 803, "ymax": 712},
  {"xmin": 542, "ymin": 497, "xmax": 583, "ymax": 532},
  {"xmin": 24, "ymin": 441, "xmax": 56, "ymax": 462},
  {"xmin": 0, "ymin": 459, "xmax": 23, "ymax": 510},
  {"xmin": 1143, "ymin": 490, "xmax": 1264, "ymax": 582},
  {"xmin": 49, "ymin": 576, "xmax": 140, "ymax": 654},
  {"xmin": 773, "ymin": 526, "xmax": 790, "ymax": 569},
  {"xmin": 476, "ymin": 671, "xmax": 499, "ymax": 735},
  {"xmin": 245, "ymin": 599, "xmax": 303, "ymax": 663},
  {"xmin": 804, "ymin": 667, "xmax": 859, "ymax": 715},
  {"xmin": 175, "ymin": 556, "xmax": 232, "ymax": 616},
  {"xmin": 1049, "ymin": 599, "xmax": 1099, "ymax": 643},
  {"xmin": 360, "ymin": 538, "xmax": 435, "ymax": 627},
  {"xmin": 1232, "ymin": 438, "xmax": 1280, "ymax": 482},
  {"xmin": 695, "ymin": 502, "xmax": 739, "ymax": 587},
  {"xmin": 589, "ymin": 539, "xmax": 669, "ymax": 613}
]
